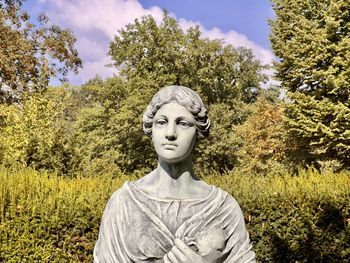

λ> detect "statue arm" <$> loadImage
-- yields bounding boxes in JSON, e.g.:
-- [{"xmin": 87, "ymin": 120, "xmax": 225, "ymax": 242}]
[
  {"xmin": 93, "ymin": 191, "xmax": 131, "ymax": 263},
  {"xmin": 164, "ymin": 238, "xmax": 208, "ymax": 263},
  {"xmin": 223, "ymin": 196, "xmax": 256, "ymax": 263}
]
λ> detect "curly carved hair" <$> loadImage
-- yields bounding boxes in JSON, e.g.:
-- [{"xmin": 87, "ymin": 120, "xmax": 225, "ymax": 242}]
[{"xmin": 143, "ymin": 86, "xmax": 210, "ymax": 138}]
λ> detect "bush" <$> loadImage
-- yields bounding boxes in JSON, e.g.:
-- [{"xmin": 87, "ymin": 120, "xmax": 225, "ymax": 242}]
[
  {"xmin": 0, "ymin": 168, "xmax": 136, "ymax": 262},
  {"xmin": 1, "ymin": 168, "xmax": 349, "ymax": 262},
  {"xmin": 206, "ymin": 169, "xmax": 350, "ymax": 262}
]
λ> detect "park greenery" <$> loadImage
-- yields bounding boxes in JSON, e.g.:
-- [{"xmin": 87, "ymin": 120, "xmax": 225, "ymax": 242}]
[
  {"xmin": 0, "ymin": 0, "xmax": 349, "ymax": 261},
  {"xmin": 0, "ymin": 0, "xmax": 82, "ymax": 103},
  {"xmin": 1, "ymin": 168, "xmax": 349, "ymax": 262},
  {"xmin": 270, "ymin": 0, "xmax": 350, "ymax": 169}
]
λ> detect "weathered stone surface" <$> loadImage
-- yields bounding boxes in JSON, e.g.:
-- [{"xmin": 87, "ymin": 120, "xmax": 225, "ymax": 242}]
[{"xmin": 94, "ymin": 86, "xmax": 255, "ymax": 262}]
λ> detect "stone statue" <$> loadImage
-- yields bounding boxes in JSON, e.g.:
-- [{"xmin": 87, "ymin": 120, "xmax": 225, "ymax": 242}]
[{"xmin": 93, "ymin": 86, "xmax": 255, "ymax": 262}]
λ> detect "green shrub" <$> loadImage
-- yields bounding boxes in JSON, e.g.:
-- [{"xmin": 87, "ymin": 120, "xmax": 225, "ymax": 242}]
[
  {"xmin": 0, "ymin": 168, "xmax": 136, "ymax": 262},
  {"xmin": 206, "ymin": 169, "xmax": 350, "ymax": 262},
  {"xmin": 1, "ymin": 168, "xmax": 349, "ymax": 262}
]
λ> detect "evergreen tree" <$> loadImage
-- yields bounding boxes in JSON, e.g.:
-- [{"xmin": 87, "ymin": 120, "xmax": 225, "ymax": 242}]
[{"xmin": 270, "ymin": 0, "xmax": 350, "ymax": 167}]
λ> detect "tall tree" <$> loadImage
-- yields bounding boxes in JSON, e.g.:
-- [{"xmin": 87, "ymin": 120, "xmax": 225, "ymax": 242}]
[
  {"xmin": 0, "ymin": 0, "xmax": 82, "ymax": 103},
  {"xmin": 105, "ymin": 13, "xmax": 268, "ymax": 174},
  {"xmin": 270, "ymin": 0, "xmax": 350, "ymax": 167},
  {"xmin": 109, "ymin": 12, "xmax": 267, "ymax": 105}
]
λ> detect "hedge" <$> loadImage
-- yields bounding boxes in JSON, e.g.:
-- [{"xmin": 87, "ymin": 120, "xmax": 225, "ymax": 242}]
[{"xmin": 1, "ymin": 168, "xmax": 349, "ymax": 262}]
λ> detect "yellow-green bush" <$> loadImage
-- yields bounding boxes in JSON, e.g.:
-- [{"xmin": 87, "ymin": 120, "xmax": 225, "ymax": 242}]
[
  {"xmin": 0, "ymin": 168, "xmax": 136, "ymax": 262},
  {"xmin": 206, "ymin": 169, "xmax": 350, "ymax": 262},
  {"xmin": 1, "ymin": 168, "xmax": 349, "ymax": 262}
]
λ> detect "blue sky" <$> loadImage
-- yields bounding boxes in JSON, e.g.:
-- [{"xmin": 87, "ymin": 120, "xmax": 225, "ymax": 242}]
[
  {"xmin": 139, "ymin": 0, "xmax": 274, "ymax": 49},
  {"xmin": 24, "ymin": 0, "xmax": 275, "ymax": 86}
]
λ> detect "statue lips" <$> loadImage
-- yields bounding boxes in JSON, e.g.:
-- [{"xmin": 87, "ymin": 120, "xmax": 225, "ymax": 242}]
[{"xmin": 162, "ymin": 143, "xmax": 177, "ymax": 150}]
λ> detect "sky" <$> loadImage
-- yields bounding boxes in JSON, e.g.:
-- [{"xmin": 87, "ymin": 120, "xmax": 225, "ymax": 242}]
[{"xmin": 24, "ymin": 0, "xmax": 276, "ymax": 86}]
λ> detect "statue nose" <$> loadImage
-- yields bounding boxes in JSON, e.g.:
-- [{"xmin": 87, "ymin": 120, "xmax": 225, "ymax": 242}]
[
  {"xmin": 165, "ymin": 123, "xmax": 177, "ymax": 141},
  {"xmin": 166, "ymin": 134, "xmax": 177, "ymax": 141}
]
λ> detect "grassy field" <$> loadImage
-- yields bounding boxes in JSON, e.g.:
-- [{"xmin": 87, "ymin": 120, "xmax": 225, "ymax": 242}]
[{"xmin": 1, "ymin": 168, "xmax": 349, "ymax": 262}]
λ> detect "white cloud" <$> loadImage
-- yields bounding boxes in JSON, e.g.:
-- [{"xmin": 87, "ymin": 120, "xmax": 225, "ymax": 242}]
[
  {"xmin": 67, "ymin": 56, "xmax": 117, "ymax": 85},
  {"xmin": 213, "ymin": 29, "xmax": 274, "ymax": 65},
  {"xmin": 41, "ymin": 0, "xmax": 163, "ymax": 85},
  {"xmin": 178, "ymin": 19, "xmax": 274, "ymax": 65},
  {"xmin": 45, "ymin": 0, "xmax": 163, "ymax": 39},
  {"xmin": 39, "ymin": 0, "xmax": 274, "ymax": 85},
  {"xmin": 76, "ymin": 36, "xmax": 107, "ymax": 63}
]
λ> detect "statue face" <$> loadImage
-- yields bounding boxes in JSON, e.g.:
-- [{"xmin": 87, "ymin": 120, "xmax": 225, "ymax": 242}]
[{"xmin": 152, "ymin": 102, "xmax": 197, "ymax": 164}]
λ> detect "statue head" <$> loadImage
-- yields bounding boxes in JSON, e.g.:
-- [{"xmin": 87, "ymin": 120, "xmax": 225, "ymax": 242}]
[{"xmin": 143, "ymin": 85, "xmax": 211, "ymax": 139}]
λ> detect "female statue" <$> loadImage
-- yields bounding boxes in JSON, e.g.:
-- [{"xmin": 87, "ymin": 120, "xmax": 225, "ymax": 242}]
[{"xmin": 94, "ymin": 86, "xmax": 255, "ymax": 262}]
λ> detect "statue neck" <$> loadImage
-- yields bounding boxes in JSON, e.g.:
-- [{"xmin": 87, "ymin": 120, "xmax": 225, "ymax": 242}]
[
  {"xmin": 152, "ymin": 158, "xmax": 200, "ymax": 199},
  {"xmin": 157, "ymin": 157, "xmax": 197, "ymax": 180},
  {"xmin": 135, "ymin": 154, "xmax": 212, "ymax": 200}
]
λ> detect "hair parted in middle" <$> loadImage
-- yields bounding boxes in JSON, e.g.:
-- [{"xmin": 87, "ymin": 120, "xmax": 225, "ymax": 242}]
[{"xmin": 143, "ymin": 85, "xmax": 210, "ymax": 138}]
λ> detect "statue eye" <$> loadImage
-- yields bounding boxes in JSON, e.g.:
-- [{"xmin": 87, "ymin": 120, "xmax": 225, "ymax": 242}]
[
  {"xmin": 155, "ymin": 119, "xmax": 167, "ymax": 127},
  {"xmin": 178, "ymin": 120, "xmax": 191, "ymax": 128}
]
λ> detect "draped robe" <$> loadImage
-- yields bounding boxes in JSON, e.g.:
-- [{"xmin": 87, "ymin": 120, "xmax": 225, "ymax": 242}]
[{"xmin": 94, "ymin": 182, "xmax": 255, "ymax": 262}]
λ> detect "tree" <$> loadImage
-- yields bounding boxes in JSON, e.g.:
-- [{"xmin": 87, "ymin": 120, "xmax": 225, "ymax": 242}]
[
  {"xmin": 52, "ymin": 13, "xmax": 268, "ymax": 175},
  {"xmin": 105, "ymin": 13, "xmax": 269, "ymax": 174},
  {"xmin": 236, "ymin": 96, "xmax": 286, "ymax": 175},
  {"xmin": 72, "ymin": 77, "xmax": 155, "ymax": 175},
  {"xmin": 0, "ymin": 0, "xmax": 82, "ymax": 103},
  {"xmin": 0, "ymin": 94, "xmax": 62, "ymax": 169},
  {"xmin": 270, "ymin": 0, "xmax": 350, "ymax": 168},
  {"xmin": 109, "ymin": 12, "xmax": 267, "ymax": 105}
]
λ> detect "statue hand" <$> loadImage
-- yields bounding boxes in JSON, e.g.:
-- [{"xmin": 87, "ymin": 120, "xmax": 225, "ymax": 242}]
[{"xmin": 163, "ymin": 238, "xmax": 208, "ymax": 263}]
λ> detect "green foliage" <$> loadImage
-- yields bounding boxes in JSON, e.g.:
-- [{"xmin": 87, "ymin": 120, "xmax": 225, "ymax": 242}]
[
  {"xmin": 270, "ymin": 0, "xmax": 350, "ymax": 167},
  {"xmin": 70, "ymin": 78, "xmax": 157, "ymax": 175},
  {"xmin": 236, "ymin": 97, "xmax": 286, "ymax": 175},
  {"xmin": 270, "ymin": 0, "xmax": 350, "ymax": 99},
  {"xmin": 0, "ymin": 90, "xmax": 81, "ymax": 174},
  {"xmin": 206, "ymin": 169, "xmax": 350, "ymax": 262},
  {"xmin": 286, "ymin": 93, "xmax": 350, "ymax": 168},
  {"xmin": 73, "ymin": 106, "xmax": 115, "ymax": 175},
  {"xmin": 105, "ymin": 81, "xmax": 157, "ymax": 173},
  {"xmin": 0, "ymin": 0, "xmax": 82, "ymax": 103},
  {"xmin": 109, "ymin": 12, "xmax": 267, "ymax": 105},
  {"xmin": 0, "ymin": 167, "xmax": 133, "ymax": 262},
  {"xmin": 1, "ymin": 168, "xmax": 349, "ymax": 261},
  {"xmin": 0, "ymin": 94, "xmax": 60, "ymax": 168},
  {"xmin": 194, "ymin": 102, "xmax": 249, "ymax": 174}
]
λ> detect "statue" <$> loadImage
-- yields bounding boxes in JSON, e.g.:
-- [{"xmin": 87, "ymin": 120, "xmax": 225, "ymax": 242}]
[{"xmin": 93, "ymin": 86, "xmax": 255, "ymax": 262}]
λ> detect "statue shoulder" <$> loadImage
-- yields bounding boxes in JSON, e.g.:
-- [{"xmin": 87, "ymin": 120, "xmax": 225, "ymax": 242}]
[
  {"xmin": 211, "ymin": 186, "xmax": 242, "ymax": 211},
  {"xmin": 133, "ymin": 170, "xmax": 157, "ymax": 186},
  {"xmin": 132, "ymin": 170, "xmax": 158, "ymax": 194},
  {"xmin": 104, "ymin": 182, "xmax": 130, "ymax": 209}
]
